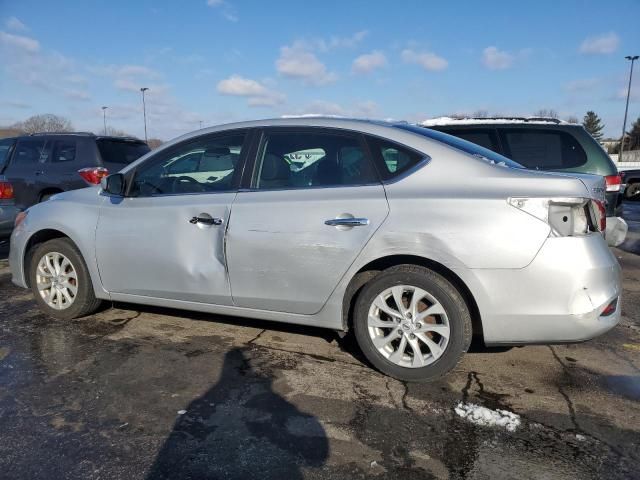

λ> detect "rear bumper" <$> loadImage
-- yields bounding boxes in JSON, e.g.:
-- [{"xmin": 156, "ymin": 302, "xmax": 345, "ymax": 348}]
[
  {"xmin": 472, "ymin": 234, "xmax": 621, "ymax": 345},
  {"xmin": 0, "ymin": 204, "xmax": 20, "ymax": 239}
]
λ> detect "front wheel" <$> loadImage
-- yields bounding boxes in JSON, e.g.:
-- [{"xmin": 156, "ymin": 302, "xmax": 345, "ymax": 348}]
[
  {"xmin": 353, "ymin": 265, "xmax": 472, "ymax": 382},
  {"xmin": 29, "ymin": 238, "xmax": 102, "ymax": 320}
]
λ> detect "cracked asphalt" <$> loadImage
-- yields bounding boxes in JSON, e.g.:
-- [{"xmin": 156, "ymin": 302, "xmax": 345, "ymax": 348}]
[{"xmin": 1, "ymin": 218, "xmax": 639, "ymax": 479}]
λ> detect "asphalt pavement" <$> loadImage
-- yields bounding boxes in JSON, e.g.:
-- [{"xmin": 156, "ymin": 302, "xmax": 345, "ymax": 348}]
[{"xmin": 0, "ymin": 219, "xmax": 638, "ymax": 479}]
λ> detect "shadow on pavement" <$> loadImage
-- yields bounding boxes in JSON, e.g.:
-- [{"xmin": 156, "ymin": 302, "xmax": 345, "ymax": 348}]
[
  {"xmin": 0, "ymin": 242, "xmax": 8, "ymax": 261},
  {"xmin": 145, "ymin": 347, "xmax": 329, "ymax": 480}
]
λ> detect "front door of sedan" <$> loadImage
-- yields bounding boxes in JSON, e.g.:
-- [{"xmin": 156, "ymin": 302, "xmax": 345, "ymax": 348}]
[
  {"xmin": 226, "ymin": 128, "xmax": 389, "ymax": 315},
  {"xmin": 95, "ymin": 130, "xmax": 250, "ymax": 304}
]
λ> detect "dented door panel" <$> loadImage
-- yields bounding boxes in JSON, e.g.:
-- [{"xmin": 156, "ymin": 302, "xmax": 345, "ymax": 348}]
[{"xmin": 95, "ymin": 193, "xmax": 235, "ymax": 304}]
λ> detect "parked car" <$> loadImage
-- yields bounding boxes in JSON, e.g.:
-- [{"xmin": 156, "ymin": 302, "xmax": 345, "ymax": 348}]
[
  {"xmin": 9, "ymin": 118, "xmax": 620, "ymax": 382},
  {"xmin": 422, "ymin": 117, "xmax": 627, "ymax": 246},
  {"xmin": 0, "ymin": 133, "xmax": 150, "ymax": 238}
]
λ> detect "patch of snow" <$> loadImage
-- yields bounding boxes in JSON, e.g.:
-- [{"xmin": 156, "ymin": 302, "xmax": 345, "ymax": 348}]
[
  {"xmin": 576, "ymin": 434, "xmax": 587, "ymax": 441},
  {"xmin": 454, "ymin": 402, "xmax": 521, "ymax": 432},
  {"xmin": 177, "ymin": 409, "xmax": 187, "ymax": 415},
  {"xmin": 420, "ymin": 116, "xmax": 567, "ymax": 127}
]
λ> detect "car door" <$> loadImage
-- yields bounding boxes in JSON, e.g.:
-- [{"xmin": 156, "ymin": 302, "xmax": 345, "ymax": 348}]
[
  {"xmin": 226, "ymin": 127, "xmax": 389, "ymax": 315},
  {"xmin": 95, "ymin": 130, "xmax": 250, "ymax": 304},
  {"xmin": 39, "ymin": 138, "xmax": 82, "ymax": 193},
  {"xmin": 3, "ymin": 137, "xmax": 50, "ymax": 209}
]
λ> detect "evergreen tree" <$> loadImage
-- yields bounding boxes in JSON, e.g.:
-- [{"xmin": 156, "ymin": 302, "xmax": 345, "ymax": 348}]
[{"xmin": 582, "ymin": 111, "xmax": 604, "ymax": 141}]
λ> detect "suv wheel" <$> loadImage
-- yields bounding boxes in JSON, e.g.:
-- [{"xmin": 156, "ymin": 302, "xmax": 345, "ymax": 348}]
[
  {"xmin": 353, "ymin": 265, "xmax": 472, "ymax": 382},
  {"xmin": 29, "ymin": 238, "xmax": 102, "ymax": 320},
  {"xmin": 624, "ymin": 182, "xmax": 640, "ymax": 200}
]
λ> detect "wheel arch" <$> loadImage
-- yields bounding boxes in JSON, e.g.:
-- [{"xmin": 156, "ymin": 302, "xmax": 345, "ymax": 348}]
[
  {"xmin": 341, "ymin": 254, "xmax": 484, "ymax": 343},
  {"xmin": 23, "ymin": 229, "xmax": 78, "ymax": 288},
  {"xmin": 38, "ymin": 188, "xmax": 65, "ymax": 203}
]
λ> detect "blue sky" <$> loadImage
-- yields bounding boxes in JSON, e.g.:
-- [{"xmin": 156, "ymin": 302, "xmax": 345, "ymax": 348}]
[{"xmin": 1, "ymin": 0, "xmax": 639, "ymax": 140}]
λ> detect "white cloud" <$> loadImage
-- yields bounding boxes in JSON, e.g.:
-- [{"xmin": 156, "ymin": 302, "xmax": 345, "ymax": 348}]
[
  {"xmin": 580, "ymin": 32, "xmax": 619, "ymax": 55},
  {"xmin": 352, "ymin": 51, "xmax": 387, "ymax": 74},
  {"xmin": 0, "ymin": 31, "xmax": 39, "ymax": 53},
  {"xmin": 276, "ymin": 42, "xmax": 337, "ymax": 85},
  {"xmin": 206, "ymin": 0, "xmax": 238, "ymax": 22},
  {"xmin": 481, "ymin": 46, "xmax": 514, "ymax": 70},
  {"xmin": 217, "ymin": 75, "xmax": 285, "ymax": 107},
  {"xmin": 316, "ymin": 30, "xmax": 368, "ymax": 51},
  {"xmin": 564, "ymin": 78, "xmax": 600, "ymax": 93},
  {"xmin": 401, "ymin": 48, "xmax": 448, "ymax": 71},
  {"xmin": 5, "ymin": 17, "xmax": 27, "ymax": 32}
]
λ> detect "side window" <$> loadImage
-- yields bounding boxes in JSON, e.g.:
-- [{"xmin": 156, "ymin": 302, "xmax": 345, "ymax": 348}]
[
  {"xmin": 255, "ymin": 131, "xmax": 377, "ymax": 190},
  {"xmin": 13, "ymin": 139, "xmax": 47, "ymax": 165},
  {"xmin": 52, "ymin": 140, "xmax": 77, "ymax": 163},
  {"xmin": 0, "ymin": 138, "xmax": 15, "ymax": 170},
  {"xmin": 366, "ymin": 137, "xmax": 424, "ymax": 181},
  {"xmin": 446, "ymin": 129, "xmax": 500, "ymax": 153},
  {"xmin": 131, "ymin": 132, "xmax": 246, "ymax": 197},
  {"xmin": 501, "ymin": 129, "xmax": 587, "ymax": 170}
]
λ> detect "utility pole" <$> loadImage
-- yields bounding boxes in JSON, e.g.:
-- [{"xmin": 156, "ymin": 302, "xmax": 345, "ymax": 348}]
[
  {"xmin": 140, "ymin": 87, "xmax": 149, "ymax": 143},
  {"xmin": 101, "ymin": 106, "xmax": 108, "ymax": 135},
  {"xmin": 620, "ymin": 55, "xmax": 639, "ymax": 161},
  {"xmin": 199, "ymin": 120, "xmax": 203, "ymax": 129}
]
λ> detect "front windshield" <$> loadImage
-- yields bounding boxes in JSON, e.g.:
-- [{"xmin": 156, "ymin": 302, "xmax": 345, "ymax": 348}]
[{"xmin": 395, "ymin": 124, "xmax": 524, "ymax": 169}]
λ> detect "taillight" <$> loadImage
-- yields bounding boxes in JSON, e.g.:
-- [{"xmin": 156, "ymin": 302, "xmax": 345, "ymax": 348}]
[
  {"xmin": 508, "ymin": 197, "xmax": 605, "ymax": 236},
  {"xmin": 605, "ymin": 174, "xmax": 622, "ymax": 192},
  {"xmin": 601, "ymin": 298, "xmax": 618, "ymax": 316},
  {"xmin": 590, "ymin": 199, "xmax": 606, "ymax": 232},
  {"xmin": 78, "ymin": 167, "xmax": 109, "ymax": 185},
  {"xmin": 0, "ymin": 180, "xmax": 14, "ymax": 199}
]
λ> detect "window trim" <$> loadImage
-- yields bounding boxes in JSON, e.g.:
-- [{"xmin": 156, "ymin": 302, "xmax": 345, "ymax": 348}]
[
  {"xmin": 124, "ymin": 128, "xmax": 252, "ymax": 198},
  {"xmin": 242, "ymin": 127, "xmax": 383, "ymax": 192}
]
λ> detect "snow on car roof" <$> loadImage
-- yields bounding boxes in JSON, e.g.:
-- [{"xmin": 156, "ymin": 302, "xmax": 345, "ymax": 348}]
[{"xmin": 420, "ymin": 116, "xmax": 568, "ymax": 127}]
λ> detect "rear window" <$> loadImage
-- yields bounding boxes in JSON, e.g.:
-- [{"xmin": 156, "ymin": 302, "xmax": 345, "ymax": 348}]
[
  {"xmin": 97, "ymin": 139, "xmax": 150, "ymax": 165},
  {"xmin": 395, "ymin": 124, "xmax": 523, "ymax": 169},
  {"xmin": 442, "ymin": 129, "xmax": 500, "ymax": 153},
  {"xmin": 500, "ymin": 129, "xmax": 587, "ymax": 170}
]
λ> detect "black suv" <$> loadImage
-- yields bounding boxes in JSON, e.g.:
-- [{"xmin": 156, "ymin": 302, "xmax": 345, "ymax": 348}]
[
  {"xmin": 0, "ymin": 133, "xmax": 149, "ymax": 237},
  {"xmin": 422, "ymin": 117, "xmax": 625, "ymax": 245}
]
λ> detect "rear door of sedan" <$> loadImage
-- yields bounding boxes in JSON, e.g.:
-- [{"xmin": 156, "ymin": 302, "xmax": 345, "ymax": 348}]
[{"xmin": 226, "ymin": 127, "xmax": 389, "ymax": 315}]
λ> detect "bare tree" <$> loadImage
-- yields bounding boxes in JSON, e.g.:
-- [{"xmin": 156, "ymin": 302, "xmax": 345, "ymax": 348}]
[
  {"xmin": 533, "ymin": 109, "xmax": 559, "ymax": 119},
  {"xmin": 146, "ymin": 138, "xmax": 164, "ymax": 149},
  {"xmin": 472, "ymin": 109, "xmax": 489, "ymax": 118},
  {"xmin": 104, "ymin": 126, "xmax": 136, "ymax": 137},
  {"xmin": 565, "ymin": 115, "xmax": 579, "ymax": 124},
  {"xmin": 12, "ymin": 114, "xmax": 73, "ymax": 134}
]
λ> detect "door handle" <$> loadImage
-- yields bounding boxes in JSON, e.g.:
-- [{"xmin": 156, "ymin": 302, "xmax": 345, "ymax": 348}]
[
  {"xmin": 324, "ymin": 217, "xmax": 369, "ymax": 227},
  {"xmin": 189, "ymin": 216, "xmax": 223, "ymax": 226}
]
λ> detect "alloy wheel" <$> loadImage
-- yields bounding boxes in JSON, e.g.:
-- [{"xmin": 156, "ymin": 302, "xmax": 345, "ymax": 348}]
[
  {"xmin": 36, "ymin": 252, "xmax": 78, "ymax": 310},
  {"xmin": 367, "ymin": 285, "xmax": 450, "ymax": 368}
]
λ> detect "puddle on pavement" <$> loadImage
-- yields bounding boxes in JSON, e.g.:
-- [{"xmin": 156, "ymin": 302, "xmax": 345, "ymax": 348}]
[{"xmin": 601, "ymin": 375, "xmax": 640, "ymax": 401}]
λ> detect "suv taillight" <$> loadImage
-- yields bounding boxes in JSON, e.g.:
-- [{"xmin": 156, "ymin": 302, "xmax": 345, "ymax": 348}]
[
  {"xmin": 605, "ymin": 174, "xmax": 622, "ymax": 192},
  {"xmin": 508, "ymin": 197, "xmax": 606, "ymax": 236},
  {"xmin": 0, "ymin": 180, "xmax": 14, "ymax": 199},
  {"xmin": 78, "ymin": 167, "xmax": 109, "ymax": 185}
]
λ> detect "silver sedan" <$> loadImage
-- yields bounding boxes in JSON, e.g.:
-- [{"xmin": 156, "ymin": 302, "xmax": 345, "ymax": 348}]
[{"xmin": 8, "ymin": 118, "xmax": 621, "ymax": 381}]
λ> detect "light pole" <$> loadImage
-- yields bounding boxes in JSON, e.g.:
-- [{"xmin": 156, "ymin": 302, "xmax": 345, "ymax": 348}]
[
  {"xmin": 199, "ymin": 120, "xmax": 203, "ymax": 129},
  {"xmin": 101, "ymin": 106, "xmax": 108, "ymax": 135},
  {"xmin": 620, "ymin": 55, "xmax": 639, "ymax": 161},
  {"xmin": 140, "ymin": 87, "xmax": 149, "ymax": 142}
]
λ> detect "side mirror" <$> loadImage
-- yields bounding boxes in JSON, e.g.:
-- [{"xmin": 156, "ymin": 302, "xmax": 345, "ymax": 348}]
[{"xmin": 101, "ymin": 173, "xmax": 125, "ymax": 196}]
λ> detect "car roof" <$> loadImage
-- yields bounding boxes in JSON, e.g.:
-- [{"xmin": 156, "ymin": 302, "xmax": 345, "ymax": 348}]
[
  {"xmin": 420, "ymin": 116, "xmax": 571, "ymax": 127},
  {"xmin": 23, "ymin": 132, "xmax": 145, "ymax": 142}
]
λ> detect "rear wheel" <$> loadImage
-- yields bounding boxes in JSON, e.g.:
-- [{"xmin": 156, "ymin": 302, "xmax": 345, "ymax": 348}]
[
  {"xmin": 624, "ymin": 182, "xmax": 640, "ymax": 200},
  {"xmin": 353, "ymin": 265, "xmax": 472, "ymax": 382},
  {"xmin": 29, "ymin": 238, "xmax": 102, "ymax": 320}
]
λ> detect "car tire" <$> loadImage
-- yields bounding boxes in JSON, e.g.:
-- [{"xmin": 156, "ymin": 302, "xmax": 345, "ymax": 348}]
[
  {"xmin": 28, "ymin": 238, "xmax": 102, "ymax": 320},
  {"xmin": 624, "ymin": 182, "xmax": 640, "ymax": 200},
  {"xmin": 353, "ymin": 265, "xmax": 472, "ymax": 382}
]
